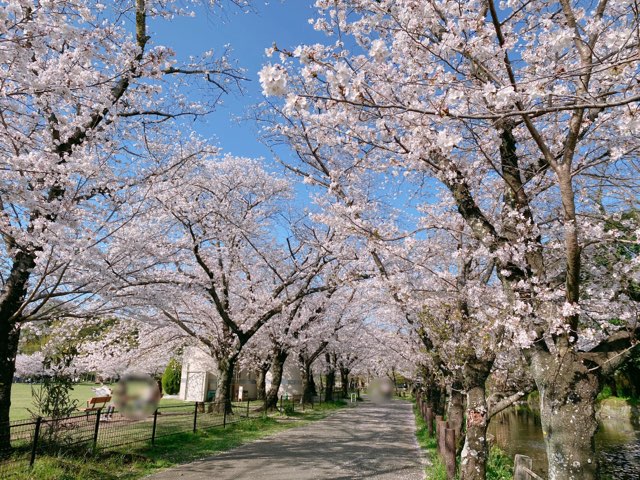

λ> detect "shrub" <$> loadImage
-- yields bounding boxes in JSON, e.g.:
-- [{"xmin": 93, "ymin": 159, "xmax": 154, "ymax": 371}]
[
  {"xmin": 486, "ymin": 446, "xmax": 513, "ymax": 480},
  {"xmin": 28, "ymin": 345, "xmax": 80, "ymax": 444},
  {"xmin": 597, "ymin": 384, "xmax": 614, "ymax": 402},
  {"xmin": 161, "ymin": 359, "xmax": 182, "ymax": 395}
]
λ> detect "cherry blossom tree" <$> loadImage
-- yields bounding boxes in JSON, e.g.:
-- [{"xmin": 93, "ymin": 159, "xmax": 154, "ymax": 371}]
[
  {"xmin": 351, "ymin": 227, "xmax": 526, "ymax": 477},
  {"xmin": 0, "ymin": 0, "xmax": 248, "ymax": 446},
  {"xmin": 15, "ymin": 352, "xmax": 46, "ymax": 379},
  {"xmin": 259, "ymin": 1, "xmax": 639, "ymax": 478},
  {"xmin": 105, "ymin": 153, "xmax": 335, "ymax": 412},
  {"xmin": 254, "ymin": 288, "xmax": 336, "ymax": 408},
  {"xmin": 293, "ymin": 287, "xmax": 366, "ymax": 402}
]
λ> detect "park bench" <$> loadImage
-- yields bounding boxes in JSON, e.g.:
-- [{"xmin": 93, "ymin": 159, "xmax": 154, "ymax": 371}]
[{"xmin": 80, "ymin": 396, "xmax": 111, "ymax": 416}]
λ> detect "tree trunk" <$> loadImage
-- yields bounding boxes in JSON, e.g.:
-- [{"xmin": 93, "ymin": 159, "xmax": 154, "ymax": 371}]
[
  {"xmin": 446, "ymin": 379, "xmax": 465, "ymax": 449},
  {"xmin": 325, "ymin": 353, "xmax": 335, "ymax": 402},
  {"xmin": 266, "ymin": 349, "xmax": 287, "ymax": 410},
  {"xmin": 427, "ymin": 380, "xmax": 444, "ymax": 416},
  {"xmin": 256, "ymin": 364, "xmax": 268, "ymax": 401},
  {"xmin": 0, "ymin": 318, "xmax": 21, "ymax": 453},
  {"xmin": 530, "ymin": 349, "xmax": 600, "ymax": 480},
  {"xmin": 439, "ymin": 386, "xmax": 447, "ymax": 416},
  {"xmin": 391, "ymin": 367, "xmax": 398, "ymax": 395},
  {"xmin": 340, "ymin": 366, "xmax": 349, "ymax": 398},
  {"xmin": 460, "ymin": 360, "xmax": 492, "ymax": 480},
  {"xmin": 301, "ymin": 360, "xmax": 316, "ymax": 404},
  {"xmin": 0, "ymin": 251, "xmax": 36, "ymax": 452},
  {"xmin": 309, "ymin": 370, "xmax": 317, "ymax": 397},
  {"xmin": 213, "ymin": 355, "xmax": 237, "ymax": 414}
]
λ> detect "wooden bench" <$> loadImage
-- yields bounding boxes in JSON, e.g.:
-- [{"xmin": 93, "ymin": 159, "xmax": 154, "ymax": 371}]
[{"xmin": 80, "ymin": 396, "xmax": 111, "ymax": 416}]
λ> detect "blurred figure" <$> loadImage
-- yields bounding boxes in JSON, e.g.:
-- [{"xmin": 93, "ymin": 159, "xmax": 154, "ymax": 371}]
[{"xmin": 113, "ymin": 374, "xmax": 161, "ymax": 419}]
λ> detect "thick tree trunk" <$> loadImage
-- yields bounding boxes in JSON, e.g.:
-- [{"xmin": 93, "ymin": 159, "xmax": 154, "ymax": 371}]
[
  {"xmin": 446, "ymin": 379, "xmax": 465, "ymax": 449},
  {"xmin": 325, "ymin": 353, "xmax": 335, "ymax": 402},
  {"xmin": 265, "ymin": 350, "xmax": 287, "ymax": 410},
  {"xmin": 439, "ymin": 386, "xmax": 447, "ymax": 416},
  {"xmin": 256, "ymin": 364, "xmax": 268, "ymax": 401},
  {"xmin": 301, "ymin": 360, "xmax": 316, "ymax": 404},
  {"xmin": 461, "ymin": 384, "xmax": 489, "ymax": 480},
  {"xmin": 0, "ymin": 319, "xmax": 21, "ymax": 453},
  {"xmin": 0, "ymin": 251, "xmax": 36, "ymax": 452},
  {"xmin": 530, "ymin": 349, "xmax": 600, "ymax": 480},
  {"xmin": 460, "ymin": 360, "xmax": 492, "ymax": 480},
  {"xmin": 213, "ymin": 355, "xmax": 237, "ymax": 414},
  {"xmin": 427, "ymin": 380, "xmax": 444, "ymax": 415},
  {"xmin": 309, "ymin": 371, "xmax": 317, "ymax": 399},
  {"xmin": 340, "ymin": 366, "xmax": 349, "ymax": 398}
]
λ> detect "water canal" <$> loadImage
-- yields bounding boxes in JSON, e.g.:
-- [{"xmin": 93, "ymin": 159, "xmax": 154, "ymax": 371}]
[{"xmin": 488, "ymin": 403, "xmax": 640, "ymax": 479}]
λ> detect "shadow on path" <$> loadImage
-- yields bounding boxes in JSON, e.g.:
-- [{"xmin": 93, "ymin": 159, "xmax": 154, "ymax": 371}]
[{"xmin": 146, "ymin": 400, "xmax": 425, "ymax": 479}]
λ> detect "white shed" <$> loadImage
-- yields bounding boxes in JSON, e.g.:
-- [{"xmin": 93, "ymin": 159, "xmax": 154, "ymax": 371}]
[
  {"xmin": 265, "ymin": 356, "xmax": 303, "ymax": 397},
  {"xmin": 178, "ymin": 346, "xmax": 258, "ymax": 402}
]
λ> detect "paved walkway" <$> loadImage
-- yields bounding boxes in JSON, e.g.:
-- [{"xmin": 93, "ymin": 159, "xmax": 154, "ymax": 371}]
[{"xmin": 147, "ymin": 400, "xmax": 425, "ymax": 479}]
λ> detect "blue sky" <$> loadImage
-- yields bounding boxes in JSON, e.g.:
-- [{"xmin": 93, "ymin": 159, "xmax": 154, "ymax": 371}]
[
  {"xmin": 151, "ymin": 1, "xmax": 325, "ymax": 161},
  {"xmin": 149, "ymin": 1, "xmax": 429, "ymax": 234}
]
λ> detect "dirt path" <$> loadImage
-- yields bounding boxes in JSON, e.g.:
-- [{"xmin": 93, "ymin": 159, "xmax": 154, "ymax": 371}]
[{"xmin": 146, "ymin": 400, "xmax": 425, "ymax": 479}]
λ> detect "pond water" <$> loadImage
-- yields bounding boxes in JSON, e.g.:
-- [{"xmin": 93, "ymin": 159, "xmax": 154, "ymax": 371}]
[{"xmin": 488, "ymin": 406, "xmax": 640, "ymax": 479}]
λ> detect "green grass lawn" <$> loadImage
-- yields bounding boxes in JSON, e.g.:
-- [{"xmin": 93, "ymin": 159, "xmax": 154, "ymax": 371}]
[{"xmin": 10, "ymin": 383, "xmax": 187, "ymax": 421}]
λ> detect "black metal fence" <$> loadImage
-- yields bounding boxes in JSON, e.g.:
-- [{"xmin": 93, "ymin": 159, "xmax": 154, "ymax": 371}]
[{"xmin": 0, "ymin": 400, "xmax": 263, "ymax": 478}]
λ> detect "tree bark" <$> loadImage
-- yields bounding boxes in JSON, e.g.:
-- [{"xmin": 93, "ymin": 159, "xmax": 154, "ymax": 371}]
[
  {"xmin": 426, "ymin": 380, "xmax": 444, "ymax": 416},
  {"xmin": 0, "ymin": 318, "xmax": 21, "ymax": 453},
  {"xmin": 301, "ymin": 359, "xmax": 317, "ymax": 404},
  {"xmin": 340, "ymin": 366, "xmax": 350, "ymax": 399},
  {"xmin": 325, "ymin": 352, "xmax": 336, "ymax": 402},
  {"xmin": 446, "ymin": 379, "xmax": 465, "ymax": 449},
  {"xmin": 213, "ymin": 355, "xmax": 238, "ymax": 414},
  {"xmin": 309, "ymin": 371, "xmax": 317, "ymax": 399},
  {"xmin": 530, "ymin": 349, "xmax": 600, "ymax": 480},
  {"xmin": 0, "ymin": 251, "xmax": 37, "ymax": 451},
  {"xmin": 460, "ymin": 384, "xmax": 489, "ymax": 480},
  {"xmin": 460, "ymin": 360, "xmax": 493, "ymax": 480},
  {"xmin": 256, "ymin": 363, "xmax": 269, "ymax": 401},
  {"xmin": 265, "ymin": 349, "xmax": 288, "ymax": 410}
]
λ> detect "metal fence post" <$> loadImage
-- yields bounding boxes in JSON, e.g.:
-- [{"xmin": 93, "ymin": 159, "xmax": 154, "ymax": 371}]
[
  {"xmin": 92, "ymin": 408, "xmax": 102, "ymax": 451},
  {"xmin": 29, "ymin": 416, "xmax": 42, "ymax": 468},
  {"xmin": 151, "ymin": 409, "xmax": 158, "ymax": 446},
  {"xmin": 246, "ymin": 399, "xmax": 250, "ymax": 418},
  {"xmin": 193, "ymin": 402, "xmax": 199, "ymax": 433}
]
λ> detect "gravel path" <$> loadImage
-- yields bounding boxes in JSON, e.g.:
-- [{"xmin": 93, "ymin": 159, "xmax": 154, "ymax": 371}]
[{"xmin": 146, "ymin": 400, "xmax": 426, "ymax": 480}]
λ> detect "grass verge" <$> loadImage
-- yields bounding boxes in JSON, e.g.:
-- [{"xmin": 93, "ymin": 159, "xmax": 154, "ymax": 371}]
[
  {"xmin": 10, "ymin": 383, "xmax": 188, "ymax": 421},
  {"xmin": 12, "ymin": 400, "xmax": 348, "ymax": 479},
  {"xmin": 411, "ymin": 400, "xmax": 512, "ymax": 480}
]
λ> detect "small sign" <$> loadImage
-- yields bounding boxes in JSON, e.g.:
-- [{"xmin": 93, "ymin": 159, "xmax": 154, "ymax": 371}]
[{"xmin": 238, "ymin": 386, "xmax": 244, "ymax": 401}]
